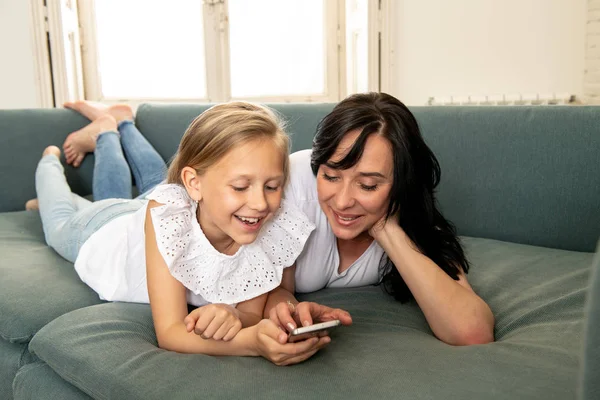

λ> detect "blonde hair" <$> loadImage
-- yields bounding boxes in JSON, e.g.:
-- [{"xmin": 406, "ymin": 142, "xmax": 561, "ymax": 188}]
[{"xmin": 167, "ymin": 102, "xmax": 289, "ymax": 185}]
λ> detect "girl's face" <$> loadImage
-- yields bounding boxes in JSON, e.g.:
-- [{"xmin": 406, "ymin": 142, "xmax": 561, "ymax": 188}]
[
  {"xmin": 197, "ymin": 138, "xmax": 284, "ymax": 254},
  {"xmin": 316, "ymin": 129, "xmax": 393, "ymax": 242}
]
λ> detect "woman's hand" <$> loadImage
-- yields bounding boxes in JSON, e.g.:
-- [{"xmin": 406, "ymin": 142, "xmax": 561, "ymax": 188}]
[
  {"xmin": 368, "ymin": 213, "xmax": 404, "ymax": 244},
  {"xmin": 184, "ymin": 304, "xmax": 243, "ymax": 341},
  {"xmin": 269, "ymin": 301, "xmax": 353, "ymax": 332},
  {"xmin": 251, "ymin": 319, "xmax": 330, "ymax": 366}
]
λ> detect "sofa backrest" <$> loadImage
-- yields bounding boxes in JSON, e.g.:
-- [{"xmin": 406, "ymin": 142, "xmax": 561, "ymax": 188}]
[
  {"xmin": 412, "ymin": 105, "xmax": 600, "ymax": 253},
  {"xmin": 1, "ymin": 104, "xmax": 598, "ymax": 252}
]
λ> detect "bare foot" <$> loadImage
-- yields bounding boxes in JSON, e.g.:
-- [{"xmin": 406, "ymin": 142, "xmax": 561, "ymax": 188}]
[
  {"xmin": 25, "ymin": 199, "xmax": 39, "ymax": 211},
  {"xmin": 107, "ymin": 104, "xmax": 134, "ymax": 124},
  {"xmin": 63, "ymin": 115, "xmax": 117, "ymax": 167},
  {"xmin": 64, "ymin": 101, "xmax": 134, "ymax": 124},
  {"xmin": 63, "ymin": 100, "xmax": 108, "ymax": 121}
]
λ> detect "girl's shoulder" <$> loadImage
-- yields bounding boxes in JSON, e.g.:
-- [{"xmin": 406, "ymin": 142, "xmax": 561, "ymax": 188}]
[{"xmin": 145, "ymin": 183, "xmax": 192, "ymax": 207}]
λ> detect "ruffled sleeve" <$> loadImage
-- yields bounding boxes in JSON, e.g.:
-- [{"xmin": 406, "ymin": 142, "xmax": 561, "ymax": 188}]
[
  {"xmin": 250, "ymin": 199, "xmax": 315, "ymax": 270},
  {"xmin": 146, "ymin": 184, "xmax": 197, "ymax": 271}
]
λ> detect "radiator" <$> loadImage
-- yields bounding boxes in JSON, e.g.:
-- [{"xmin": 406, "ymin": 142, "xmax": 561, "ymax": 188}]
[{"xmin": 426, "ymin": 93, "xmax": 577, "ymax": 106}]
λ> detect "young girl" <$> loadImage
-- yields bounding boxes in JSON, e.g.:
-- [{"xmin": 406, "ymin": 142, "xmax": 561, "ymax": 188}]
[{"xmin": 33, "ymin": 102, "xmax": 327, "ymax": 364}]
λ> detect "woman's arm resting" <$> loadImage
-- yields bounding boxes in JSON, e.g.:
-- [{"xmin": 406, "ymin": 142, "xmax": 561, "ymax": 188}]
[{"xmin": 373, "ymin": 221, "xmax": 495, "ymax": 346}]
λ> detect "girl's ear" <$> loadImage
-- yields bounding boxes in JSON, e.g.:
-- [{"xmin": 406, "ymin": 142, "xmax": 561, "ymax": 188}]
[{"xmin": 180, "ymin": 167, "xmax": 202, "ymax": 202}]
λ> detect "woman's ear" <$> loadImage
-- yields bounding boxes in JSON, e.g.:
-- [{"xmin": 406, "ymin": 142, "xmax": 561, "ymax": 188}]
[{"xmin": 180, "ymin": 167, "xmax": 202, "ymax": 202}]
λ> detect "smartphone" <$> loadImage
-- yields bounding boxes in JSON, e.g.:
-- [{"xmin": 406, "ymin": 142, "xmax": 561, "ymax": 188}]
[{"xmin": 287, "ymin": 320, "xmax": 341, "ymax": 343}]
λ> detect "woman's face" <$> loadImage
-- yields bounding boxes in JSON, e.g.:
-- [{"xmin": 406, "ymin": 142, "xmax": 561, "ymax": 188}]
[{"xmin": 316, "ymin": 129, "xmax": 394, "ymax": 241}]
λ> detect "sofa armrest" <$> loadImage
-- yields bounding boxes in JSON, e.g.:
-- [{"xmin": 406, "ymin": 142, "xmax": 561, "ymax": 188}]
[{"xmin": 0, "ymin": 109, "xmax": 94, "ymax": 212}]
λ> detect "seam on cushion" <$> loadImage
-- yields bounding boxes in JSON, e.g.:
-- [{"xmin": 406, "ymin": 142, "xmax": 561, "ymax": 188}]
[
  {"xmin": 13, "ymin": 361, "xmax": 48, "ymax": 396},
  {"xmin": 1, "ymin": 332, "xmax": 33, "ymax": 344},
  {"xmin": 41, "ymin": 359, "xmax": 108, "ymax": 400},
  {"xmin": 12, "ymin": 361, "xmax": 96, "ymax": 400},
  {"xmin": 14, "ymin": 360, "xmax": 47, "ymax": 381}
]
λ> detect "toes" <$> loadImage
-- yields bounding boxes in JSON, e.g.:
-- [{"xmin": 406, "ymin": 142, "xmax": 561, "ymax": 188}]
[
  {"xmin": 63, "ymin": 147, "xmax": 74, "ymax": 163},
  {"xmin": 66, "ymin": 151, "xmax": 78, "ymax": 165},
  {"xmin": 73, "ymin": 154, "xmax": 84, "ymax": 168},
  {"xmin": 63, "ymin": 135, "xmax": 73, "ymax": 148}
]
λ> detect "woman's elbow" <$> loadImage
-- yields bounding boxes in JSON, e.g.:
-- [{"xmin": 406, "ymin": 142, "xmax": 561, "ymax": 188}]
[
  {"xmin": 456, "ymin": 326, "xmax": 495, "ymax": 345},
  {"xmin": 452, "ymin": 318, "xmax": 495, "ymax": 346}
]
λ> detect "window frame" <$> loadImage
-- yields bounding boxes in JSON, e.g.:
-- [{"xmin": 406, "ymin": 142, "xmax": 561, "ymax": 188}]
[
  {"xmin": 39, "ymin": 0, "xmax": 392, "ymax": 105},
  {"xmin": 77, "ymin": 0, "xmax": 350, "ymax": 104}
]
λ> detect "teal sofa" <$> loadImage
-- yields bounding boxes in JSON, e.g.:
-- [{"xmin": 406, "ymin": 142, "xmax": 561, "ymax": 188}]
[{"xmin": 1, "ymin": 104, "xmax": 599, "ymax": 400}]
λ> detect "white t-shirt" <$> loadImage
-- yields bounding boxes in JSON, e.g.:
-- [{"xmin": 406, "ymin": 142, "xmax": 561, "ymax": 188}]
[
  {"xmin": 285, "ymin": 149, "xmax": 386, "ymax": 293},
  {"xmin": 75, "ymin": 184, "xmax": 315, "ymax": 306}
]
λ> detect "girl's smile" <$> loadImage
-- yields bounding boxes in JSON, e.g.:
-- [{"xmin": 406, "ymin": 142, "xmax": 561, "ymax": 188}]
[{"xmin": 196, "ymin": 137, "xmax": 285, "ymax": 254}]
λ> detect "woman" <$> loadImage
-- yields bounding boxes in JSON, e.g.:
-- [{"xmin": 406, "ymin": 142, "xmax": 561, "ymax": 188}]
[{"xmin": 266, "ymin": 92, "xmax": 495, "ymax": 346}]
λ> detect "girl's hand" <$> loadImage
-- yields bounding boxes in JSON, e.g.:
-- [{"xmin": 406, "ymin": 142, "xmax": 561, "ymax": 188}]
[
  {"xmin": 184, "ymin": 304, "xmax": 243, "ymax": 341},
  {"xmin": 269, "ymin": 301, "xmax": 352, "ymax": 332},
  {"xmin": 252, "ymin": 319, "xmax": 330, "ymax": 366}
]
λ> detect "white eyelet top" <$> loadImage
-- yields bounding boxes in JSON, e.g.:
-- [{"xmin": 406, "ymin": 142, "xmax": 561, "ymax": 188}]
[
  {"xmin": 75, "ymin": 183, "xmax": 315, "ymax": 306},
  {"xmin": 148, "ymin": 184, "xmax": 315, "ymax": 304}
]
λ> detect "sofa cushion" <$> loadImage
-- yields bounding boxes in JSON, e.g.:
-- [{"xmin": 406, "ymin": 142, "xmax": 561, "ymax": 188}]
[
  {"xmin": 0, "ymin": 211, "xmax": 103, "ymax": 343},
  {"xmin": 29, "ymin": 237, "xmax": 594, "ymax": 399},
  {"xmin": 580, "ymin": 242, "xmax": 600, "ymax": 400},
  {"xmin": 0, "ymin": 339, "xmax": 29, "ymax": 400}
]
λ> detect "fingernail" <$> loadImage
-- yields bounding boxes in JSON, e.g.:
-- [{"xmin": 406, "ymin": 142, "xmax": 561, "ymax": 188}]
[
  {"xmin": 287, "ymin": 323, "xmax": 295, "ymax": 331},
  {"xmin": 303, "ymin": 320, "xmax": 310, "ymax": 327}
]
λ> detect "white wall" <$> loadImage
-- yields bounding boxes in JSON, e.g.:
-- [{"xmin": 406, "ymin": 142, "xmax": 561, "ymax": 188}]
[
  {"xmin": 391, "ymin": 0, "xmax": 587, "ymax": 105},
  {"xmin": 0, "ymin": 0, "xmax": 40, "ymax": 109},
  {"xmin": 585, "ymin": 0, "xmax": 600, "ymax": 104},
  {"xmin": 0, "ymin": 0, "xmax": 589, "ymax": 108}
]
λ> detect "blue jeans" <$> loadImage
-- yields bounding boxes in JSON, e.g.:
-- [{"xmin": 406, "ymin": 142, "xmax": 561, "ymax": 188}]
[
  {"xmin": 93, "ymin": 120, "xmax": 166, "ymax": 200},
  {"xmin": 36, "ymin": 121, "xmax": 166, "ymax": 262}
]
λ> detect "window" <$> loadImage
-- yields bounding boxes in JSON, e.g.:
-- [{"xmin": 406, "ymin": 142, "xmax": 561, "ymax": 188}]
[
  {"xmin": 42, "ymin": 0, "xmax": 390, "ymax": 105},
  {"xmin": 228, "ymin": 0, "xmax": 327, "ymax": 98},
  {"xmin": 92, "ymin": 0, "xmax": 207, "ymax": 100}
]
